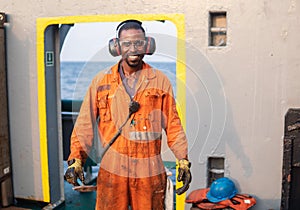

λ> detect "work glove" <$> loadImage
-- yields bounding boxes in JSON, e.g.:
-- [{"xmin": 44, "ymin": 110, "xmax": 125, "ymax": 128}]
[
  {"xmin": 176, "ymin": 159, "xmax": 192, "ymax": 195},
  {"xmin": 64, "ymin": 158, "xmax": 85, "ymax": 186}
]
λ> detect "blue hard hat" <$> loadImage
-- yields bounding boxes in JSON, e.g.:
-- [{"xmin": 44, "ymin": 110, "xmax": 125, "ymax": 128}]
[{"xmin": 206, "ymin": 177, "xmax": 237, "ymax": 203}]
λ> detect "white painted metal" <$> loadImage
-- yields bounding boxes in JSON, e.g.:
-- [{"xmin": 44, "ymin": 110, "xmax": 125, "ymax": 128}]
[{"xmin": 1, "ymin": 1, "xmax": 300, "ymax": 209}]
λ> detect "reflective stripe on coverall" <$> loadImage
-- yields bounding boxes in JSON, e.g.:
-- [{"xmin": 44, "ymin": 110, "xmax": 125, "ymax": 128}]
[{"xmin": 68, "ymin": 62, "xmax": 188, "ymax": 210}]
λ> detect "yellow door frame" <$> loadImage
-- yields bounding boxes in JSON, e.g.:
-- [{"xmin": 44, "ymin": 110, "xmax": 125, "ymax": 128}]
[{"xmin": 36, "ymin": 13, "xmax": 186, "ymax": 208}]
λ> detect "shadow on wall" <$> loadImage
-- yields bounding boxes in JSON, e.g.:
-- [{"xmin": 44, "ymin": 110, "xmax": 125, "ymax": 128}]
[
  {"xmin": 182, "ymin": 38, "xmax": 253, "ymax": 198},
  {"xmin": 224, "ymin": 103, "xmax": 253, "ymax": 178}
]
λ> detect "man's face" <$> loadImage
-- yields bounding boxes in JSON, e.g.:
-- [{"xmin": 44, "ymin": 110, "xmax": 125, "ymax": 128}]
[{"xmin": 119, "ymin": 28, "xmax": 145, "ymax": 68}]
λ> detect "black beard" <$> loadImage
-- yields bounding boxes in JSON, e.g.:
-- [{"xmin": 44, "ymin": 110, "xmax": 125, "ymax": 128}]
[
  {"xmin": 125, "ymin": 53, "xmax": 144, "ymax": 68},
  {"xmin": 126, "ymin": 58, "xmax": 141, "ymax": 67}
]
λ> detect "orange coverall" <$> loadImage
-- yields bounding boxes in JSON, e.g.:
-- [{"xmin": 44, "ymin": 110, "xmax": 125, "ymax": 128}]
[{"xmin": 68, "ymin": 62, "xmax": 188, "ymax": 209}]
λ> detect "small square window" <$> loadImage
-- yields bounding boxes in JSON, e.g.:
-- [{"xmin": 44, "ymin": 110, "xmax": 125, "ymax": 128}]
[
  {"xmin": 207, "ymin": 157, "xmax": 225, "ymax": 187},
  {"xmin": 209, "ymin": 12, "xmax": 227, "ymax": 47}
]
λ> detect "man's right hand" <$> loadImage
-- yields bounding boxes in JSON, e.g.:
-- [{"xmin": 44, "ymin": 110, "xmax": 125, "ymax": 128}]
[
  {"xmin": 176, "ymin": 159, "xmax": 192, "ymax": 195},
  {"xmin": 64, "ymin": 158, "xmax": 85, "ymax": 186}
]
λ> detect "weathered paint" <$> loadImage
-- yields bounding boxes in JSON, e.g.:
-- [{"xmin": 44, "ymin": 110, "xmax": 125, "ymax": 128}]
[{"xmin": 1, "ymin": 0, "xmax": 300, "ymax": 209}]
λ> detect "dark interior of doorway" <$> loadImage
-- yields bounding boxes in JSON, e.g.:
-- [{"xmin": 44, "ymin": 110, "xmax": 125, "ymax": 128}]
[{"xmin": 281, "ymin": 108, "xmax": 300, "ymax": 210}]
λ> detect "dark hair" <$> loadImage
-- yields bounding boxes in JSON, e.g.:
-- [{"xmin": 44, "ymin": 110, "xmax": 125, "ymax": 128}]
[{"xmin": 117, "ymin": 19, "xmax": 145, "ymax": 38}]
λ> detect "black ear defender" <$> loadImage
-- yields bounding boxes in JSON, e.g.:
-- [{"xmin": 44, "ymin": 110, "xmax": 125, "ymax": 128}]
[
  {"xmin": 108, "ymin": 20, "xmax": 156, "ymax": 57},
  {"xmin": 108, "ymin": 37, "xmax": 122, "ymax": 57}
]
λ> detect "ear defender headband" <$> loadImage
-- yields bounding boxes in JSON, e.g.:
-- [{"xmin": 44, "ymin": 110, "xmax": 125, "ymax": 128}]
[{"xmin": 108, "ymin": 20, "xmax": 156, "ymax": 57}]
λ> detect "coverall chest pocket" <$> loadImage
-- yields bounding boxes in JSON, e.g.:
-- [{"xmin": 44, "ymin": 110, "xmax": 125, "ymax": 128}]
[
  {"xmin": 144, "ymin": 90, "xmax": 164, "ymax": 108},
  {"xmin": 97, "ymin": 90, "xmax": 111, "ymax": 122},
  {"xmin": 142, "ymin": 90, "xmax": 165, "ymax": 132}
]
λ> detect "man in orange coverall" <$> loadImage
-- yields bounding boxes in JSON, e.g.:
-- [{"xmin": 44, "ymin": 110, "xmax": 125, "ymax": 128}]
[{"xmin": 65, "ymin": 19, "xmax": 191, "ymax": 210}]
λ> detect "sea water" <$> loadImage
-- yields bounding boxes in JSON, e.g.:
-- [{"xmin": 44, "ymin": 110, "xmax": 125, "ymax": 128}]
[{"xmin": 60, "ymin": 61, "xmax": 176, "ymax": 100}]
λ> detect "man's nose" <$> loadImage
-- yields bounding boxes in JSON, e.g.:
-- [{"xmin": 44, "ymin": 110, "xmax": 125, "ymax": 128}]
[{"xmin": 129, "ymin": 43, "xmax": 138, "ymax": 51}]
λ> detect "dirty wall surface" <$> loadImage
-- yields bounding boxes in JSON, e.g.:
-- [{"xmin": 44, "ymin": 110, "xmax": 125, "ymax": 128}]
[{"xmin": 1, "ymin": 0, "xmax": 300, "ymax": 209}]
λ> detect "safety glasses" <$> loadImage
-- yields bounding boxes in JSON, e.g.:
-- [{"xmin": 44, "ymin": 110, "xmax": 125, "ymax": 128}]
[{"xmin": 119, "ymin": 40, "xmax": 146, "ymax": 49}]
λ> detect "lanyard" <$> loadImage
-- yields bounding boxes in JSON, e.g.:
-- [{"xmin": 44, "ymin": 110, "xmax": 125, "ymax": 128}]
[{"xmin": 118, "ymin": 64, "xmax": 139, "ymax": 99}]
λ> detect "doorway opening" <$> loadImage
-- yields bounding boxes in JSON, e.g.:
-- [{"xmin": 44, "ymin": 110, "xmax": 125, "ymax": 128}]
[{"xmin": 38, "ymin": 15, "xmax": 185, "ymax": 208}]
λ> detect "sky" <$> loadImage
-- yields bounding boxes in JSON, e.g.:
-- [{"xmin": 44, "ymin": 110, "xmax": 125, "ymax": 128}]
[{"xmin": 60, "ymin": 20, "xmax": 178, "ymax": 62}]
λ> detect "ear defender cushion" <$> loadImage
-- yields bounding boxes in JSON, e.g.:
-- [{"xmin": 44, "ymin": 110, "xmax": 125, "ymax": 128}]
[
  {"xmin": 144, "ymin": 37, "xmax": 156, "ymax": 55},
  {"xmin": 108, "ymin": 38, "xmax": 121, "ymax": 57}
]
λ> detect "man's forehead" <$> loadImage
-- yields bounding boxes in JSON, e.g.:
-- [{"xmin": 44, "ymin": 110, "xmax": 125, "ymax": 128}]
[{"xmin": 119, "ymin": 29, "xmax": 145, "ymax": 39}]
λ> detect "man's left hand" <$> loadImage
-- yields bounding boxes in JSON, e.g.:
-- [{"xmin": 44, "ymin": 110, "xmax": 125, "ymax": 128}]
[
  {"xmin": 176, "ymin": 159, "xmax": 192, "ymax": 195},
  {"xmin": 64, "ymin": 158, "xmax": 85, "ymax": 186}
]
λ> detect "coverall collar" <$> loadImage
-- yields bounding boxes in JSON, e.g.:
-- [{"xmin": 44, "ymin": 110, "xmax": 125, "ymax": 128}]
[{"xmin": 111, "ymin": 61, "xmax": 156, "ymax": 81}]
